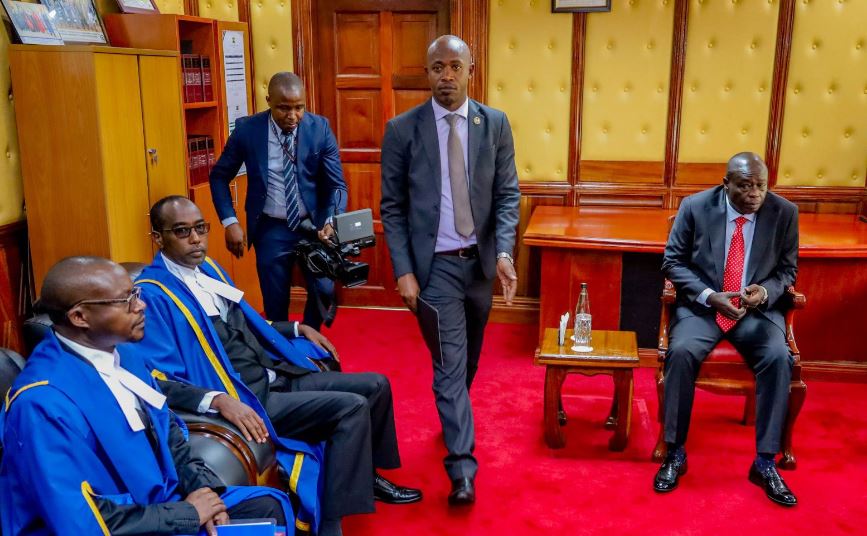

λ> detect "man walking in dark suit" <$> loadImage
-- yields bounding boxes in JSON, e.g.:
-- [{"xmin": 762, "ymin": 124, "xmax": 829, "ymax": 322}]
[
  {"xmin": 210, "ymin": 72, "xmax": 348, "ymax": 330},
  {"xmin": 656, "ymin": 152, "xmax": 799, "ymax": 506},
  {"xmin": 380, "ymin": 35, "xmax": 521, "ymax": 505}
]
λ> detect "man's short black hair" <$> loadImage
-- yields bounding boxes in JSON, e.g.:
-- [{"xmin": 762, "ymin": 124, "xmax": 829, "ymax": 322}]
[{"xmin": 150, "ymin": 195, "xmax": 191, "ymax": 231}]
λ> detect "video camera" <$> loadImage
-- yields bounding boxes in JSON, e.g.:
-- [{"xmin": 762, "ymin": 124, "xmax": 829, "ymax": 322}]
[{"xmin": 296, "ymin": 208, "xmax": 375, "ymax": 288}]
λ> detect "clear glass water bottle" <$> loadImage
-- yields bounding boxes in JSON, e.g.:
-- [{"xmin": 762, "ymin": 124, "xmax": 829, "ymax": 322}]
[{"xmin": 573, "ymin": 282, "xmax": 592, "ymax": 348}]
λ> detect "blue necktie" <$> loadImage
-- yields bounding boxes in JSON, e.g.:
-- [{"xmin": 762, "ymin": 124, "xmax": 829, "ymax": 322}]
[{"xmin": 283, "ymin": 129, "xmax": 301, "ymax": 230}]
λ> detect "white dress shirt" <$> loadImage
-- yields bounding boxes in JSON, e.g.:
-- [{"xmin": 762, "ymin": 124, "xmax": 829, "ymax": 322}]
[
  {"xmin": 56, "ymin": 333, "xmax": 166, "ymax": 432},
  {"xmin": 431, "ymin": 97, "xmax": 477, "ymax": 252}
]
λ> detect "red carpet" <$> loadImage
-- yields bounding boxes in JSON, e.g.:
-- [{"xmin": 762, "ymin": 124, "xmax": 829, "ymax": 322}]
[{"xmin": 318, "ymin": 308, "xmax": 867, "ymax": 535}]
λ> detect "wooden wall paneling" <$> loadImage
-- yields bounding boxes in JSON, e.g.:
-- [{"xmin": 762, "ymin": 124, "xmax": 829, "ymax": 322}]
[
  {"xmin": 568, "ymin": 13, "xmax": 586, "ymax": 191},
  {"xmin": 765, "ymin": 0, "xmax": 796, "ymax": 188},
  {"xmin": 184, "ymin": 0, "xmax": 198, "ymax": 16},
  {"xmin": 537, "ymin": 248, "xmax": 622, "ymax": 340},
  {"xmin": 579, "ymin": 160, "xmax": 665, "ymax": 184},
  {"xmin": 514, "ymin": 192, "xmax": 568, "ymax": 299},
  {"xmin": 0, "ymin": 222, "xmax": 28, "ymax": 354},
  {"xmin": 575, "ymin": 183, "xmax": 667, "ymax": 208},
  {"xmin": 450, "ymin": 0, "xmax": 488, "ymax": 103},
  {"xmin": 663, "ymin": 0, "xmax": 689, "ymax": 204},
  {"xmin": 673, "ymin": 162, "xmax": 726, "ymax": 186},
  {"xmin": 293, "ymin": 0, "xmax": 317, "ymax": 111}
]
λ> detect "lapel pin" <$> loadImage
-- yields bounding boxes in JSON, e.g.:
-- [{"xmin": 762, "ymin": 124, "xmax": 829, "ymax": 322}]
[{"xmin": 473, "ymin": 116, "xmax": 481, "ymax": 125}]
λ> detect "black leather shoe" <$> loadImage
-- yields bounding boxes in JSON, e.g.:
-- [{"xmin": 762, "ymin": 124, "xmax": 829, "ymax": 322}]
[
  {"xmin": 653, "ymin": 454, "xmax": 687, "ymax": 493},
  {"xmin": 373, "ymin": 473, "xmax": 422, "ymax": 504},
  {"xmin": 749, "ymin": 463, "xmax": 797, "ymax": 507},
  {"xmin": 448, "ymin": 477, "xmax": 475, "ymax": 506}
]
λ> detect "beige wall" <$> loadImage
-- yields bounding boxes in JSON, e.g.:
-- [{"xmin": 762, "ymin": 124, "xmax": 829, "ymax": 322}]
[{"xmin": 2, "ymin": 0, "xmax": 865, "ymax": 226}]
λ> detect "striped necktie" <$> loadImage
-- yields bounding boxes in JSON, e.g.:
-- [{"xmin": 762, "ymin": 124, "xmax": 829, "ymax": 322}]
[{"xmin": 283, "ymin": 129, "xmax": 301, "ymax": 230}]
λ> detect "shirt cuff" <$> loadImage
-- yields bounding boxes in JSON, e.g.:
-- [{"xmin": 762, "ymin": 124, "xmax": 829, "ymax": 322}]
[
  {"xmin": 221, "ymin": 216, "xmax": 239, "ymax": 228},
  {"xmin": 294, "ymin": 321, "xmax": 300, "ymax": 338},
  {"xmin": 697, "ymin": 288, "xmax": 715, "ymax": 307},
  {"xmin": 759, "ymin": 285, "xmax": 769, "ymax": 304},
  {"xmin": 199, "ymin": 391, "xmax": 223, "ymax": 414}
]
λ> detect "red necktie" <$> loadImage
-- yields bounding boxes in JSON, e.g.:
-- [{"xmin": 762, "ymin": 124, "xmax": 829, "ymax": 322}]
[{"xmin": 716, "ymin": 216, "xmax": 748, "ymax": 332}]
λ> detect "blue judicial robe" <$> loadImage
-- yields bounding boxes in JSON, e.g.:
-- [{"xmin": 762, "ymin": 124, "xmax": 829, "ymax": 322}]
[
  {"xmin": 0, "ymin": 332, "xmax": 293, "ymax": 536},
  {"xmin": 133, "ymin": 253, "xmax": 332, "ymax": 534}
]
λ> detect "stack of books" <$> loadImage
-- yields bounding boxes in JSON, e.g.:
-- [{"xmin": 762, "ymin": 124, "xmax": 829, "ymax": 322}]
[
  {"xmin": 187, "ymin": 135, "xmax": 216, "ymax": 184},
  {"xmin": 181, "ymin": 54, "xmax": 214, "ymax": 103}
]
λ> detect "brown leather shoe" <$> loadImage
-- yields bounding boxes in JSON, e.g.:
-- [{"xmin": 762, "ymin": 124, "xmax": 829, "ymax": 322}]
[{"xmin": 448, "ymin": 477, "xmax": 475, "ymax": 506}]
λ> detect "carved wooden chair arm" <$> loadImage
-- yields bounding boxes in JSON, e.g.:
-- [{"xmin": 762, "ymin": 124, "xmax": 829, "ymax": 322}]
[
  {"xmin": 657, "ymin": 280, "xmax": 676, "ymax": 359},
  {"xmin": 784, "ymin": 286, "xmax": 805, "ymax": 361}
]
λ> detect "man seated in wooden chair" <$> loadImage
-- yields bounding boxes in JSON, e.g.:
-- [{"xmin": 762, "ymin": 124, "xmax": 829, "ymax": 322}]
[
  {"xmin": 0, "ymin": 257, "xmax": 293, "ymax": 535},
  {"xmin": 655, "ymin": 152, "xmax": 799, "ymax": 506}
]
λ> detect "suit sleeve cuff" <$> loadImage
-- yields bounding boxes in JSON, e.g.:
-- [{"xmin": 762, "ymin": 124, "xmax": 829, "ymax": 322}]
[
  {"xmin": 221, "ymin": 216, "xmax": 239, "ymax": 228},
  {"xmin": 198, "ymin": 391, "xmax": 222, "ymax": 414},
  {"xmin": 697, "ymin": 288, "xmax": 714, "ymax": 307}
]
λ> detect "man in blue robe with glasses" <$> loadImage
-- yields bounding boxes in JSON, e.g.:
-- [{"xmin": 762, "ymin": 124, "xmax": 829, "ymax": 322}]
[{"xmin": 0, "ymin": 256, "xmax": 292, "ymax": 535}]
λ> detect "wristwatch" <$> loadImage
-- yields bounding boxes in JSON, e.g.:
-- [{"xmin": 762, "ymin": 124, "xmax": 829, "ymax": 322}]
[{"xmin": 496, "ymin": 252, "xmax": 514, "ymax": 264}]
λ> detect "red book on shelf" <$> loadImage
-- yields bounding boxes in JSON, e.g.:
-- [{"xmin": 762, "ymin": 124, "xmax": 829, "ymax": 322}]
[
  {"xmin": 181, "ymin": 54, "xmax": 196, "ymax": 103},
  {"xmin": 195, "ymin": 136, "xmax": 208, "ymax": 184},
  {"xmin": 186, "ymin": 136, "xmax": 198, "ymax": 181},
  {"xmin": 206, "ymin": 137, "xmax": 216, "ymax": 175},
  {"xmin": 201, "ymin": 56, "xmax": 213, "ymax": 102},
  {"xmin": 190, "ymin": 55, "xmax": 203, "ymax": 102}
]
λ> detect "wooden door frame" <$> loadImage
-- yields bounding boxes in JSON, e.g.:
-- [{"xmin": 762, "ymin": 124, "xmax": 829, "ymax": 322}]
[{"xmin": 291, "ymin": 0, "xmax": 488, "ymax": 114}]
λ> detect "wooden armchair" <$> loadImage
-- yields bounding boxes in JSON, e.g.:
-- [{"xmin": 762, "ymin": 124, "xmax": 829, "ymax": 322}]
[{"xmin": 653, "ymin": 281, "xmax": 807, "ymax": 469}]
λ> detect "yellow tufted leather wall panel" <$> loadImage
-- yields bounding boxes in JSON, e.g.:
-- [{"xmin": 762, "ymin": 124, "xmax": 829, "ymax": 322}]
[
  {"xmin": 154, "ymin": 0, "xmax": 185, "ymax": 15},
  {"xmin": 777, "ymin": 0, "xmax": 867, "ymax": 187},
  {"xmin": 488, "ymin": 0, "xmax": 572, "ymax": 182},
  {"xmin": 0, "ymin": 33, "xmax": 22, "ymax": 226},
  {"xmin": 250, "ymin": 0, "xmax": 294, "ymax": 112},
  {"xmin": 198, "ymin": 0, "xmax": 239, "ymax": 23},
  {"xmin": 581, "ymin": 0, "xmax": 674, "ymax": 163},
  {"xmin": 679, "ymin": 0, "xmax": 779, "ymax": 164}
]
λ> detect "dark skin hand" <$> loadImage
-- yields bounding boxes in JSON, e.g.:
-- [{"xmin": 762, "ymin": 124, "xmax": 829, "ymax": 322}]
[
  {"xmin": 225, "ymin": 223, "xmax": 246, "ymax": 258},
  {"xmin": 298, "ymin": 323, "xmax": 340, "ymax": 362},
  {"xmin": 185, "ymin": 487, "xmax": 227, "ymax": 535},
  {"xmin": 707, "ymin": 291, "xmax": 746, "ymax": 320},
  {"xmin": 740, "ymin": 284, "xmax": 766, "ymax": 309},
  {"xmin": 397, "ymin": 273, "xmax": 421, "ymax": 313},
  {"xmin": 210, "ymin": 394, "xmax": 269, "ymax": 443}
]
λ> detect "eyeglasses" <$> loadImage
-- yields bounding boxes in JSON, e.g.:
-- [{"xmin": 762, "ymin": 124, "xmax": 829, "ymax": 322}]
[
  {"xmin": 69, "ymin": 286, "xmax": 142, "ymax": 313},
  {"xmin": 157, "ymin": 222, "xmax": 211, "ymax": 239}
]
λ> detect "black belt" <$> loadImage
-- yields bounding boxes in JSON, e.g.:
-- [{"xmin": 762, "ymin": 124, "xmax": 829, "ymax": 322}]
[{"xmin": 436, "ymin": 245, "xmax": 478, "ymax": 259}]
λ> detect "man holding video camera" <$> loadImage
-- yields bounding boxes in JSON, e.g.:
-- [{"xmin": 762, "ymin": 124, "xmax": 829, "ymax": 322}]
[{"xmin": 210, "ymin": 72, "xmax": 347, "ymax": 330}]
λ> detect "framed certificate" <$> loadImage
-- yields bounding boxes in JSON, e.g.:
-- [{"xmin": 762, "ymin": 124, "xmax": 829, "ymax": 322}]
[
  {"xmin": 552, "ymin": 0, "xmax": 611, "ymax": 13},
  {"xmin": 1, "ymin": 1, "xmax": 64, "ymax": 45},
  {"xmin": 114, "ymin": 0, "xmax": 159, "ymax": 14}
]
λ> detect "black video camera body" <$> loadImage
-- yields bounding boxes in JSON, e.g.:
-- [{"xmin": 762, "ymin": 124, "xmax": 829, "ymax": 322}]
[{"xmin": 296, "ymin": 208, "xmax": 375, "ymax": 287}]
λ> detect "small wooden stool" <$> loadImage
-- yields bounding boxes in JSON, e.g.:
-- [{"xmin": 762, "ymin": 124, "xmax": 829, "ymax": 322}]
[{"xmin": 535, "ymin": 329, "xmax": 639, "ymax": 451}]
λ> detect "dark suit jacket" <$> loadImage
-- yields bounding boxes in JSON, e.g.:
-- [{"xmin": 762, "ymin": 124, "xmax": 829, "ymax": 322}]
[
  {"xmin": 662, "ymin": 185, "xmax": 799, "ymax": 332},
  {"xmin": 380, "ymin": 98, "xmax": 521, "ymax": 288},
  {"xmin": 209, "ymin": 110, "xmax": 348, "ymax": 246}
]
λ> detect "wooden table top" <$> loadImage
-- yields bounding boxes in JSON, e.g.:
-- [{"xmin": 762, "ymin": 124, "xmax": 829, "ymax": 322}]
[
  {"xmin": 523, "ymin": 206, "xmax": 867, "ymax": 258},
  {"xmin": 536, "ymin": 329, "xmax": 639, "ymax": 368}
]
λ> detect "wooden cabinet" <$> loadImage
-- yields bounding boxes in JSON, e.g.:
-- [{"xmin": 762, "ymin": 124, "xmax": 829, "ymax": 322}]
[
  {"xmin": 106, "ymin": 15, "xmax": 261, "ymax": 311},
  {"xmin": 9, "ymin": 45, "xmax": 187, "ymax": 290}
]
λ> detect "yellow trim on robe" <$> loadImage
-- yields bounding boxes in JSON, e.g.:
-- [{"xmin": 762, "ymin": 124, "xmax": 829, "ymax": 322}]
[
  {"xmin": 5, "ymin": 381, "xmax": 49, "ymax": 411},
  {"xmin": 295, "ymin": 518, "xmax": 311, "ymax": 532},
  {"xmin": 80, "ymin": 481, "xmax": 111, "ymax": 536},
  {"xmin": 288, "ymin": 452, "xmax": 304, "ymax": 494},
  {"xmin": 136, "ymin": 279, "xmax": 240, "ymax": 400},
  {"xmin": 204, "ymin": 257, "xmax": 230, "ymax": 285},
  {"xmin": 150, "ymin": 369, "xmax": 168, "ymax": 381}
]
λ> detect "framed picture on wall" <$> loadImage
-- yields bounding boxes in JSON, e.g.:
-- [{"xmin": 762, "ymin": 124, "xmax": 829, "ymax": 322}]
[
  {"xmin": 39, "ymin": 0, "xmax": 107, "ymax": 44},
  {"xmin": 551, "ymin": 0, "xmax": 611, "ymax": 13},
  {"xmin": 114, "ymin": 0, "xmax": 159, "ymax": 14},
  {"xmin": 1, "ymin": 0, "xmax": 64, "ymax": 45}
]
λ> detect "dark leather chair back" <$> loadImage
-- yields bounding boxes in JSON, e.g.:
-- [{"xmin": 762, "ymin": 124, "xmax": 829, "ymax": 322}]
[{"xmin": 0, "ymin": 347, "xmax": 25, "ymax": 401}]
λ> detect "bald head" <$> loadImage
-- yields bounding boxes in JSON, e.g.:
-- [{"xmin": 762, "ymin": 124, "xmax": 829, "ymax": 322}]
[
  {"xmin": 427, "ymin": 35, "xmax": 472, "ymax": 64},
  {"xmin": 267, "ymin": 72, "xmax": 304, "ymax": 98},
  {"xmin": 426, "ymin": 35, "xmax": 474, "ymax": 111},
  {"xmin": 724, "ymin": 152, "xmax": 769, "ymax": 214},
  {"xmin": 40, "ymin": 257, "xmax": 128, "ymax": 325}
]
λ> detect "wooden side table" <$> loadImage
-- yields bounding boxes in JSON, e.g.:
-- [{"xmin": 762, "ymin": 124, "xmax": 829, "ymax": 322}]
[{"xmin": 535, "ymin": 329, "xmax": 639, "ymax": 451}]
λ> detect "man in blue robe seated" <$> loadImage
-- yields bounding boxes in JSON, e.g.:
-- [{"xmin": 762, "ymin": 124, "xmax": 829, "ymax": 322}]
[
  {"xmin": 0, "ymin": 256, "xmax": 293, "ymax": 535},
  {"xmin": 134, "ymin": 196, "xmax": 421, "ymax": 536}
]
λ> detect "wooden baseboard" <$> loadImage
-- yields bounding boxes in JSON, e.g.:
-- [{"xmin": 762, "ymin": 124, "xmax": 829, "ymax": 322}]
[{"xmin": 801, "ymin": 361, "xmax": 867, "ymax": 383}]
